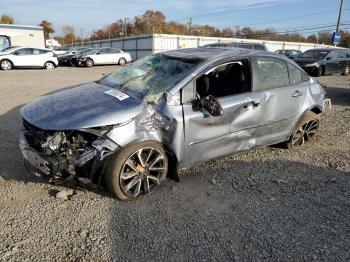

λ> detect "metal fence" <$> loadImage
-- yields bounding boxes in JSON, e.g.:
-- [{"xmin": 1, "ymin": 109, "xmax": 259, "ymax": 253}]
[{"xmin": 67, "ymin": 34, "xmax": 336, "ymax": 60}]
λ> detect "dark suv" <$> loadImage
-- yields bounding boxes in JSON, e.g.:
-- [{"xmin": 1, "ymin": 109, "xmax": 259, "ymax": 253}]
[
  {"xmin": 294, "ymin": 48, "xmax": 350, "ymax": 76},
  {"xmin": 203, "ymin": 42, "xmax": 268, "ymax": 51}
]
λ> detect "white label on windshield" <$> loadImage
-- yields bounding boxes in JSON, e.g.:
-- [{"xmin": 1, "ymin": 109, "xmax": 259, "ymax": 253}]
[{"xmin": 104, "ymin": 89, "xmax": 130, "ymax": 101}]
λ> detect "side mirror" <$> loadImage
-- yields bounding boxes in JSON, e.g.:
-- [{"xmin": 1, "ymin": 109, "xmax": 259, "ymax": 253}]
[
  {"xmin": 326, "ymin": 57, "xmax": 332, "ymax": 61},
  {"xmin": 96, "ymin": 52, "xmax": 100, "ymax": 55},
  {"xmin": 192, "ymin": 95, "xmax": 223, "ymax": 118},
  {"xmin": 13, "ymin": 51, "xmax": 19, "ymax": 55}
]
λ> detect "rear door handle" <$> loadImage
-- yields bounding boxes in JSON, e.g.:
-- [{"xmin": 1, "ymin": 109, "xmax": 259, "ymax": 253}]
[
  {"xmin": 243, "ymin": 100, "xmax": 260, "ymax": 109},
  {"xmin": 292, "ymin": 90, "xmax": 303, "ymax": 97}
]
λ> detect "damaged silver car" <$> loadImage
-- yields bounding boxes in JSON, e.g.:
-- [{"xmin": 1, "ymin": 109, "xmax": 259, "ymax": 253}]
[{"xmin": 20, "ymin": 47, "xmax": 327, "ymax": 200}]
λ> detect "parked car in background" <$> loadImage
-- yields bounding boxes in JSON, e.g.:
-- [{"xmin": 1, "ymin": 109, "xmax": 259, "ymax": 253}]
[
  {"xmin": 203, "ymin": 42, "xmax": 268, "ymax": 51},
  {"xmin": 274, "ymin": 49, "xmax": 302, "ymax": 59},
  {"xmin": 294, "ymin": 48, "xmax": 350, "ymax": 76},
  {"xmin": 0, "ymin": 46, "xmax": 58, "ymax": 70},
  {"xmin": 52, "ymin": 47, "xmax": 71, "ymax": 56},
  {"xmin": 58, "ymin": 48, "xmax": 93, "ymax": 66},
  {"xmin": 20, "ymin": 47, "xmax": 326, "ymax": 200},
  {"xmin": 77, "ymin": 48, "xmax": 132, "ymax": 67}
]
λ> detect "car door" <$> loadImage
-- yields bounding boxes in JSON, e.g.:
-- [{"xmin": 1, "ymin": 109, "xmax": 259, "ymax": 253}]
[
  {"xmin": 182, "ymin": 59, "xmax": 264, "ymax": 166},
  {"xmin": 324, "ymin": 51, "xmax": 338, "ymax": 74},
  {"xmin": 94, "ymin": 48, "xmax": 111, "ymax": 64},
  {"xmin": 336, "ymin": 50, "xmax": 348, "ymax": 73},
  {"xmin": 31, "ymin": 49, "xmax": 47, "ymax": 67},
  {"xmin": 109, "ymin": 48, "xmax": 122, "ymax": 64},
  {"xmin": 255, "ymin": 56, "xmax": 307, "ymax": 145},
  {"xmin": 11, "ymin": 48, "xmax": 34, "ymax": 66}
]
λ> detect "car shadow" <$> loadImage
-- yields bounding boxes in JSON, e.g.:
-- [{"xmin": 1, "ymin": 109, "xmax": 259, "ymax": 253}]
[
  {"xmin": 324, "ymin": 85, "xmax": 350, "ymax": 107},
  {"xmin": 106, "ymin": 157, "xmax": 350, "ymax": 261}
]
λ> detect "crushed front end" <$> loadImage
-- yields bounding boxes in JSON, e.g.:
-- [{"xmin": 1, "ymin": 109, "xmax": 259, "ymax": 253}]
[{"xmin": 19, "ymin": 119, "xmax": 119, "ymax": 180}]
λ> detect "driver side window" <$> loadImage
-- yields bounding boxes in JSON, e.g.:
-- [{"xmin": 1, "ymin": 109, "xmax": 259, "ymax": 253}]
[{"xmin": 195, "ymin": 59, "xmax": 251, "ymax": 99}]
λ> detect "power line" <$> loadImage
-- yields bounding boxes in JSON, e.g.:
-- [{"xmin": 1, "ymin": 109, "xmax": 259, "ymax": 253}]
[
  {"xmin": 236, "ymin": 8, "xmax": 350, "ymax": 27},
  {"xmin": 239, "ymin": 23, "xmax": 350, "ymax": 38}
]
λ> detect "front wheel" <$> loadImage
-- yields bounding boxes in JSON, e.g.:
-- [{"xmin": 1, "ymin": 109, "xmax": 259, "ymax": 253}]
[
  {"xmin": 315, "ymin": 66, "xmax": 324, "ymax": 77},
  {"xmin": 105, "ymin": 141, "xmax": 168, "ymax": 200},
  {"xmin": 285, "ymin": 112, "xmax": 320, "ymax": 148},
  {"xmin": 0, "ymin": 59, "xmax": 13, "ymax": 70},
  {"xmin": 44, "ymin": 61, "xmax": 55, "ymax": 70},
  {"xmin": 85, "ymin": 58, "xmax": 94, "ymax": 67}
]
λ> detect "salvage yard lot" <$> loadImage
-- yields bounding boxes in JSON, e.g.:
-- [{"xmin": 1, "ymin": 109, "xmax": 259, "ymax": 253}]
[{"xmin": 0, "ymin": 67, "xmax": 349, "ymax": 261}]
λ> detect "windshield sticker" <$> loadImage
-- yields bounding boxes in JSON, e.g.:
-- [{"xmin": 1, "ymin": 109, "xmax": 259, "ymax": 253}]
[{"xmin": 104, "ymin": 90, "xmax": 130, "ymax": 101}]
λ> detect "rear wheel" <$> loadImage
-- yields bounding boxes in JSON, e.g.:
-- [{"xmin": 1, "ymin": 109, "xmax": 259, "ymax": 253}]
[
  {"xmin": 342, "ymin": 65, "xmax": 349, "ymax": 76},
  {"xmin": 44, "ymin": 61, "xmax": 55, "ymax": 70},
  {"xmin": 285, "ymin": 112, "xmax": 320, "ymax": 148},
  {"xmin": 85, "ymin": 58, "xmax": 94, "ymax": 67},
  {"xmin": 105, "ymin": 141, "xmax": 168, "ymax": 200},
  {"xmin": 118, "ymin": 58, "xmax": 126, "ymax": 66},
  {"xmin": 0, "ymin": 59, "xmax": 13, "ymax": 70}
]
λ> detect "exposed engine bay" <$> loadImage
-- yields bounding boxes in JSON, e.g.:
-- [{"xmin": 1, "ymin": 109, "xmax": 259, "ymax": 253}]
[{"xmin": 21, "ymin": 120, "xmax": 119, "ymax": 180}]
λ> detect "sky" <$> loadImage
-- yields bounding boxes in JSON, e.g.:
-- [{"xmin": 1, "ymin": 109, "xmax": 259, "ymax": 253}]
[{"xmin": 1, "ymin": 0, "xmax": 349, "ymax": 36}]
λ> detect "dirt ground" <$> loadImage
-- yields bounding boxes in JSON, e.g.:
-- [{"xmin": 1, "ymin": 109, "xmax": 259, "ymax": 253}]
[{"xmin": 0, "ymin": 66, "xmax": 349, "ymax": 261}]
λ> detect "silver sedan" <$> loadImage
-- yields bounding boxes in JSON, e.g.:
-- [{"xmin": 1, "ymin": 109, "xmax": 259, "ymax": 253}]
[{"xmin": 20, "ymin": 47, "xmax": 326, "ymax": 200}]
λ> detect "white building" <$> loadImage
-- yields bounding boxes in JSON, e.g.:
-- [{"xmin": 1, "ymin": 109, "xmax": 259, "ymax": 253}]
[{"xmin": 0, "ymin": 24, "xmax": 45, "ymax": 51}]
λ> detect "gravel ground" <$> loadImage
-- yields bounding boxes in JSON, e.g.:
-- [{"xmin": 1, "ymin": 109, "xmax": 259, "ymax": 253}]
[{"xmin": 0, "ymin": 67, "xmax": 349, "ymax": 261}]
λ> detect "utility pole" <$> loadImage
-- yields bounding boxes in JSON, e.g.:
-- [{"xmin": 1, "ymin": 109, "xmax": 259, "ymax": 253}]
[
  {"xmin": 336, "ymin": 0, "xmax": 344, "ymax": 32},
  {"xmin": 124, "ymin": 18, "xmax": 128, "ymax": 37},
  {"xmin": 80, "ymin": 28, "xmax": 84, "ymax": 44},
  {"xmin": 188, "ymin": 17, "xmax": 192, "ymax": 34}
]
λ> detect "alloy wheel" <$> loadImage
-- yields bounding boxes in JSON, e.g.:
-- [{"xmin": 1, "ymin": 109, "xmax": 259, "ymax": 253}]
[
  {"xmin": 119, "ymin": 147, "xmax": 167, "ymax": 198},
  {"xmin": 291, "ymin": 119, "xmax": 319, "ymax": 146}
]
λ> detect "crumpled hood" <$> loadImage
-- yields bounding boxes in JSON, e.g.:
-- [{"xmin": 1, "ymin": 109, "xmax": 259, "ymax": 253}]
[
  {"xmin": 21, "ymin": 82, "xmax": 144, "ymax": 130},
  {"xmin": 294, "ymin": 57, "xmax": 319, "ymax": 66}
]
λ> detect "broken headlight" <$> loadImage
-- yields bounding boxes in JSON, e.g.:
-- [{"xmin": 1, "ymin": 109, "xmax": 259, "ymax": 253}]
[{"xmin": 41, "ymin": 132, "xmax": 66, "ymax": 154}]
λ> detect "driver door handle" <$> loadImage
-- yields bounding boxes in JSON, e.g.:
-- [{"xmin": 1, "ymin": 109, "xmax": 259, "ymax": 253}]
[{"xmin": 292, "ymin": 90, "xmax": 303, "ymax": 97}]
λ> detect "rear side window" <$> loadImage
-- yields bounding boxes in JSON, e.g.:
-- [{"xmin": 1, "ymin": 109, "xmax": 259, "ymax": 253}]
[
  {"xmin": 287, "ymin": 63, "xmax": 302, "ymax": 85},
  {"xmin": 287, "ymin": 62, "xmax": 309, "ymax": 84},
  {"xmin": 337, "ymin": 50, "xmax": 346, "ymax": 59},
  {"xmin": 346, "ymin": 52, "xmax": 350, "ymax": 58},
  {"xmin": 257, "ymin": 57, "xmax": 289, "ymax": 90},
  {"xmin": 254, "ymin": 44, "xmax": 266, "ymax": 50}
]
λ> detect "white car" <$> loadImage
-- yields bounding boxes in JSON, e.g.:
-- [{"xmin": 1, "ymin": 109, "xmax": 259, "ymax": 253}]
[
  {"xmin": 77, "ymin": 48, "xmax": 132, "ymax": 67},
  {"xmin": 0, "ymin": 46, "xmax": 58, "ymax": 70}
]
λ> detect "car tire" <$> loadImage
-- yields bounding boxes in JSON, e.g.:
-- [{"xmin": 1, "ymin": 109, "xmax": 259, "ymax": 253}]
[
  {"xmin": 118, "ymin": 58, "xmax": 127, "ymax": 66},
  {"xmin": 0, "ymin": 59, "xmax": 13, "ymax": 70},
  {"xmin": 342, "ymin": 65, "xmax": 349, "ymax": 76},
  {"xmin": 44, "ymin": 61, "xmax": 55, "ymax": 70},
  {"xmin": 85, "ymin": 58, "xmax": 94, "ymax": 67},
  {"xmin": 105, "ymin": 141, "xmax": 168, "ymax": 200},
  {"xmin": 316, "ymin": 66, "xmax": 324, "ymax": 77},
  {"xmin": 285, "ymin": 111, "xmax": 320, "ymax": 149}
]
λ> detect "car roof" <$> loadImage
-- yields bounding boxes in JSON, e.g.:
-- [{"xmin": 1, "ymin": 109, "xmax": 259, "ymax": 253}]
[{"xmin": 163, "ymin": 47, "xmax": 268, "ymax": 60}]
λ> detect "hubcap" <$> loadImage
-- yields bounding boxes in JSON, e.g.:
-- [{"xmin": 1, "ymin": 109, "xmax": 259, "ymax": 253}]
[
  {"xmin": 119, "ymin": 59, "xmax": 125, "ymax": 65},
  {"xmin": 46, "ymin": 63, "xmax": 54, "ymax": 70},
  {"xmin": 1, "ymin": 61, "xmax": 11, "ymax": 70},
  {"xmin": 292, "ymin": 120, "xmax": 319, "ymax": 146},
  {"xmin": 346, "ymin": 66, "xmax": 349, "ymax": 74},
  {"xmin": 120, "ymin": 147, "xmax": 167, "ymax": 198}
]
